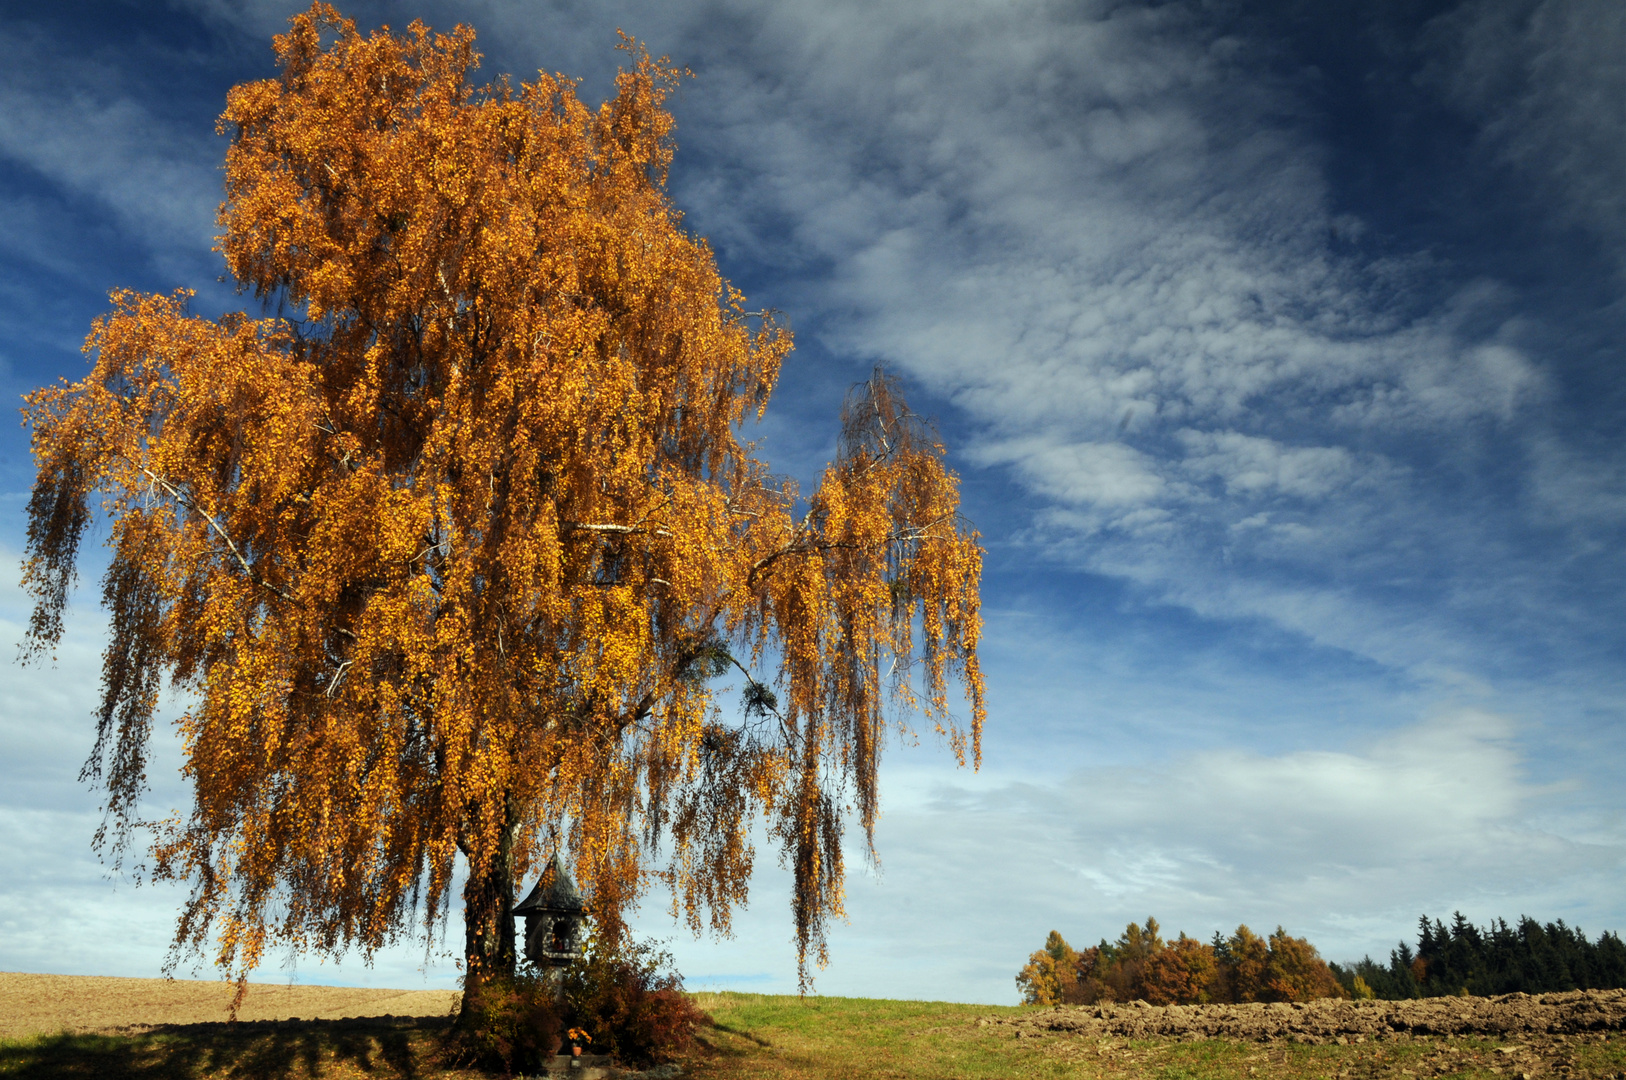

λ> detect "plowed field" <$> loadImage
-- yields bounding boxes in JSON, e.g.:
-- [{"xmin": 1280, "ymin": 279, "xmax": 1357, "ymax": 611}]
[{"xmin": 986, "ymin": 988, "xmax": 1626, "ymax": 1044}]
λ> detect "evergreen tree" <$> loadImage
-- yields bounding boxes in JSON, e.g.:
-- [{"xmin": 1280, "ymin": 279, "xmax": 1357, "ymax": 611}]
[{"xmin": 1340, "ymin": 914, "xmax": 1626, "ymax": 999}]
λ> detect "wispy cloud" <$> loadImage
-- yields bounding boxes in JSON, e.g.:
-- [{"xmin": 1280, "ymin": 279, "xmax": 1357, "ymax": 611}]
[
  {"xmin": 1427, "ymin": 0, "xmax": 1626, "ymax": 271},
  {"xmin": 613, "ymin": 0, "xmax": 1575, "ymax": 681},
  {"xmin": 8, "ymin": 1, "xmax": 1607, "ymax": 685},
  {"xmin": 0, "ymin": 28, "xmax": 222, "ymax": 274}
]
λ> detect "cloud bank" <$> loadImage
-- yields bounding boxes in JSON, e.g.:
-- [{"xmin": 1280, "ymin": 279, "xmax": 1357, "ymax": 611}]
[{"xmin": 647, "ymin": 707, "xmax": 1622, "ymax": 1003}]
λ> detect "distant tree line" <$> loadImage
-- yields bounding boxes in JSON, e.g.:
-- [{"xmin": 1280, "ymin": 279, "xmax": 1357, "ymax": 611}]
[
  {"xmin": 1016, "ymin": 918, "xmax": 1344, "ymax": 1006},
  {"xmin": 1021, "ymin": 913, "xmax": 1626, "ymax": 1006},
  {"xmin": 1329, "ymin": 914, "xmax": 1626, "ymax": 1000}
]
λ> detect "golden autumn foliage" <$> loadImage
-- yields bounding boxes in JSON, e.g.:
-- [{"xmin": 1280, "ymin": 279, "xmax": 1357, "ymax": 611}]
[
  {"xmin": 1015, "ymin": 930, "xmax": 1081, "ymax": 1006},
  {"xmin": 1252, "ymin": 926, "xmax": 1348, "ymax": 1003},
  {"xmin": 1018, "ymin": 919, "xmax": 1346, "ymax": 1006},
  {"xmin": 1141, "ymin": 934, "xmax": 1219, "ymax": 1005},
  {"xmin": 20, "ymin": 4, "xmax": 984, "ymax": 1010}
]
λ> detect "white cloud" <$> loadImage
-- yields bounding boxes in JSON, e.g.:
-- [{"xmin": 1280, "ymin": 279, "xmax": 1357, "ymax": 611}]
[
  {"xmin": 645, "ymin": 709, "xmax": 1623, "ymax": 1003},
  {"xmin": 659, "ymin": 1, "xmax": 1541, "ymax": 434},
  {"xmin": 0, "ymin": 29, "xmax": 221, "ymax": 270},
  {"xmin": 165, "ymin": 0, "xmax": 292, "ymax": 39},
  {"xmin": 1176, "ymin": 430, "xmax": 1360, "ymax": 499},
  {"xmin": 1525, "ymin": 434, "xmax": 1626, "ymax": 531},
  {"xmin": 592, "ymin": 0, "xmax": 1562, "ymax": 676},
  {"xmin": 977, "ymin": 438, "xmax": 1170, "ymax": 509},
  {"xmin": 1081, "ymin": 548, "xmax": 1476, "ymax": 678}
]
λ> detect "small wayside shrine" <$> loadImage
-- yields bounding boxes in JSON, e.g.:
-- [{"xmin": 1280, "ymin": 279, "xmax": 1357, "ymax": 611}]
[
  {"xmin": 514, "ymin": 855, "xmax": 615, "ymax": 1076},
  {"xmin": 512, "ymin": 851, "xmax": 586, "ymax": 971}
]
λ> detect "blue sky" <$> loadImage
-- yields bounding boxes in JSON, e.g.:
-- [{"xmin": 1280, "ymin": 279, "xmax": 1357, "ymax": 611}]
[{"xmin": 1, "ymin": 0, "xmax": 1623, "ymax": 1004}]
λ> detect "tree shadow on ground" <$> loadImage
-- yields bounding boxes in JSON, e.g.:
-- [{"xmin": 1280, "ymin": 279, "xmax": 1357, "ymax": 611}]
[{"xmin": 0, "ymin": 1016, "xmax": 449, "ymax": 1080}]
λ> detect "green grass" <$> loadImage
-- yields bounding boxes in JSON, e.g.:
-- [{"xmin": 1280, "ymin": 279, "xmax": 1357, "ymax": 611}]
[
  {"xmin": 688, "ymin": 994, "xmax": 1626, "ymax": 1080},
  {"xmin": 690, "ymin": 992, "xmax": 1058, "ymax": 1079},
  {"xmin": 3, "ymin": 996, "xmax": 1622, "ymax": 1080}
]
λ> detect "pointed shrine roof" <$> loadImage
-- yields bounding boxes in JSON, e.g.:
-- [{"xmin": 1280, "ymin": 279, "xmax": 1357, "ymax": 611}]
[{"xmin": 512, "ymin": 852, "xmax": 585, "ymax": 916}]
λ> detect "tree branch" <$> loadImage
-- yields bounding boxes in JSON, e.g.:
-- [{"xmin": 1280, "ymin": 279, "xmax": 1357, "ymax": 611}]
[
  {"xmin": 136, "ymin": 465, "xmax": 294, "ymax": 604},
  {"xmin": 744, "ymin": 517, "xmax": 955, "ymax": 587},
  {"xmin": 561, "ymin": 521, "xmax": 673, "ymax": 538},
  {"xmin": 134, "ymin": 462, "xmax": 359, "ymax": 642}
]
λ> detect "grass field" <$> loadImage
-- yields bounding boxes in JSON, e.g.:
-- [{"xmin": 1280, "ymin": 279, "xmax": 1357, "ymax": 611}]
[
  {"xmin": 690, "ymin": 994, "xmax": 1626, "ymax": 1080},
  {"xmin": 2, "ymin": 991, "xmax": 1622, "ymax": 1079}
]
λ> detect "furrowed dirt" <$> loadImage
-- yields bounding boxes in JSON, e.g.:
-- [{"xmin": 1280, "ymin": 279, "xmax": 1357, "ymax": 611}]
[{"xmin": 986, "ymin": 988, "xmax": 1626, "ymax": 1043}]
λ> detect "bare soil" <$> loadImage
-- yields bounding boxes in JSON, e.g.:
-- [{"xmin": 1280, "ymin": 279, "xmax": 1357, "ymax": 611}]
[
  {"xmin": 0, "ymin": 971, "xmax": 459, "ymax": 1039},
  {"xmin": 986, "ymin": 988, "xmax": 1626, "ymax": 1044}
]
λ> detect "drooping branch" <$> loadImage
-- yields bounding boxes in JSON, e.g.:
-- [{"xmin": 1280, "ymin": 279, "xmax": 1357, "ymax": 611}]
[
  {"xmin": 134, "ymin": 464, "xmax": 295, "ymax": 604},
  {"xmin": 744, "ymin": 518, "xmax": 958, "ymax": 588}
]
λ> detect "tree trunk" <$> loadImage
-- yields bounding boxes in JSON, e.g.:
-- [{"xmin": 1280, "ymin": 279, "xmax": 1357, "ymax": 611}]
[{"xmin": 457, "ymin": 803, "xmax": 518, "ymax": 1027}]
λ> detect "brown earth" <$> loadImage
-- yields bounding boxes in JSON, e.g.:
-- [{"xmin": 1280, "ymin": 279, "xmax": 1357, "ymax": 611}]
[
  {"xmin": 985, "ymin": 988, "xmax": 1626, "ymax": 1044},
  {"xmin": 0, "ymin": 971, "xmax": 460, "ymax": 1039}
]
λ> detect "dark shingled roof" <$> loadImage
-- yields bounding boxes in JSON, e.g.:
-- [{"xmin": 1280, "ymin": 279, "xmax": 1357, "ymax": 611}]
[{"xmin": 512, "ymin": 852, "xmax": 584, "ymax": 916}]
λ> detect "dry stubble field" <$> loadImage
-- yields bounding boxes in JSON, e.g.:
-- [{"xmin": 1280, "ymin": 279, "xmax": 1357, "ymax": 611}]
[
  {"xmin": 2, "ymin": 973, "xmax": 1624, "ymax": 1079},
  {"xmin": 0, "ymin": 973, "xmax": 458, "ymax": 1039}
]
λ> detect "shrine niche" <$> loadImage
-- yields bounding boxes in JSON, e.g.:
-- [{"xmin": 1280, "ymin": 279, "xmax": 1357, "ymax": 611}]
[{"xmin": 512, "ymin": 852, "xmax": 585, "ymax": 970}]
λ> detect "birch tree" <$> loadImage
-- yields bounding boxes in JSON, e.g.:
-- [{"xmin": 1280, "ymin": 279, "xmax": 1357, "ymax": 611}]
[{"xmin": 20, "ymin": 4, "xmax": 984, "ymax": 1011}]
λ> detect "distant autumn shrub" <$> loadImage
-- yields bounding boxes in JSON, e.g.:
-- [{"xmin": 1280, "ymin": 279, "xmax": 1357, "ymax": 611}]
[
  {"xmin": 1259, "ymin": 926, "xmax": 1345, "ymax": 1002},
  {"xmin": 1015, "ymin": 930, "xmax": 1080, "ymax": 1006},
  {"xmin": 1141, "ymin": 934, "xmax": 1217, "ymax": 1004}
]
